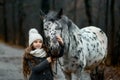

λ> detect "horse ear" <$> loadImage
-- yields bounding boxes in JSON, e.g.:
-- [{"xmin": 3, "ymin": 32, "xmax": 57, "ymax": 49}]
[
  {"xmin": 40, "ymin": 9, "xmax": 45, "ymax": 20},
  {"xmin": 57, "ymin": 8, "xmax": 63, "ymax": 19}
]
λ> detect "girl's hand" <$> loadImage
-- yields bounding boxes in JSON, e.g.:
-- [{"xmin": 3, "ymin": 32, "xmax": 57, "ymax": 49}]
[
  {"xmin": 56, "ymin": 35, "xmax": 64, "ymax": 45},
  {"xmin": 47, "ymin": 57, "xmax": 52, "ymax": 63}
]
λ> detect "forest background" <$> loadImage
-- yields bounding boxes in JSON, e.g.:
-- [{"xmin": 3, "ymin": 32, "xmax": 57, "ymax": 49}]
[{"xmin": 0, "ymin": 0, "xmax": 120, "ymax": 67}]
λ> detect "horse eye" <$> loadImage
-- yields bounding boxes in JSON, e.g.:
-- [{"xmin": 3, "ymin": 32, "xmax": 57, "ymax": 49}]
[
  {"xmin": 55, "ymin": 27, "xmax": 61, "ymax": 30},
  {"xmin": 50, "ymin": 19, "xmax": 54, "ymax": 22},
  {"xmin": 44, "ymin": 28, "xmax": 47, "ymax": 30}
]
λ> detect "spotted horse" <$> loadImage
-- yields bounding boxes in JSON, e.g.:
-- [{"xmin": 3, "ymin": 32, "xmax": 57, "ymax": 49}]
[{"xmin": 40, "ymin": 9, "xmax": 108, "ymax": 80}]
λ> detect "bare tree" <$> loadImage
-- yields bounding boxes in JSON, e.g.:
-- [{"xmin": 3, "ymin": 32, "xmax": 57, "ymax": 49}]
[
  {"xmin": 84, "ymin": 0, "xmax": 92, "ymax": 25},
  {"xmin": 3, "ymin": 0, "xmax": 8, "ymax": 42}
]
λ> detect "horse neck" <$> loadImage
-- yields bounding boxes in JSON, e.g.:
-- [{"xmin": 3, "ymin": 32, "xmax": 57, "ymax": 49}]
[{"xmin": 61, "ymin": 19, "xmax": 81, "ymax": 56}]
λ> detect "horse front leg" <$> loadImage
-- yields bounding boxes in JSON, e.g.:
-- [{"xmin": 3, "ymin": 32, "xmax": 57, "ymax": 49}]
[{"xmin": 72, "ymin": 71, "xmax": 91, "ymax": 80}]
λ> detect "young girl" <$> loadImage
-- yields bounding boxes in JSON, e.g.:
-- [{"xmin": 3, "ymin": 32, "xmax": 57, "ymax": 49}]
[{"xmin": 22, "ymin": 28, "xmax": 64, "ymax": 80}]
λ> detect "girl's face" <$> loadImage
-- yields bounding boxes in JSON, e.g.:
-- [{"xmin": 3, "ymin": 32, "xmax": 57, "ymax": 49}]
[{"xmin": 32, "ymin": 39, "xmax": 43, "ymax": 49}]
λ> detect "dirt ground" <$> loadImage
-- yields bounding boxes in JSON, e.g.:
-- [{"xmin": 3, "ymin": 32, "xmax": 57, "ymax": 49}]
[
  {"xmin": 104, "ymin": 66, "xmax": 120, "ymax": 80},
  {"xmin": 0, "ymin": 42, "xmax": 120, "ymax": 80}
]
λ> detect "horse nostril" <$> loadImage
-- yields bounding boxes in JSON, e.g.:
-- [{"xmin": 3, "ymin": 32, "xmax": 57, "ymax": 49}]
[
  {"xmin": 47, "ymin": 43, "xmax": 49, "ymax": 47},
  {"xmin": 47, "ymin": 36, "xmax": 50, "ymax": 41},
  {"xmin": 50, "ymin": 47, "xmax": 53, "ymax": 50}
]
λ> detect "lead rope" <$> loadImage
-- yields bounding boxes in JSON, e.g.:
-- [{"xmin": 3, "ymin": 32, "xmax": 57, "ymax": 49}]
[
  {"xmin": 55, "ymin": 58, "xmax": 57, "ymax": 74},
  {"xmin": 53, "ymin": 58, "xmax": 58, "ymax": 75}
]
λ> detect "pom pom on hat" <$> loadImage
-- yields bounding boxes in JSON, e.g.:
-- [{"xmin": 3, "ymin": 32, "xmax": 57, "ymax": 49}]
[
  {"xmin": 29, "ymin": 28, "xmax": 43, "ymax": 46},
  {"xmin": 29, "ymin": 28, "xmax": 39, "ymax": 34}
]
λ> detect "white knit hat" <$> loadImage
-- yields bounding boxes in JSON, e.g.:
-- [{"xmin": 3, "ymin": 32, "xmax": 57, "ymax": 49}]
[{"xmin": 29, "ymin": 28, "xmax": 43, "ymax": 46}]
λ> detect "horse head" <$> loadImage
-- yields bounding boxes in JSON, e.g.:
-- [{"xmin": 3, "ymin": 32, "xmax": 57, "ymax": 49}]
[{"xmin": 40, "ymin": 9, "xmax": 64, "ymax": 54}]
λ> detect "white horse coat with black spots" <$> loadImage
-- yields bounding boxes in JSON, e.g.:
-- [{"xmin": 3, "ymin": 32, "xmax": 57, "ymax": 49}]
[{"xmin": 40, "ymin": 9, "xmax": 108, "ymax": 80}]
